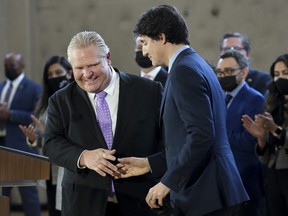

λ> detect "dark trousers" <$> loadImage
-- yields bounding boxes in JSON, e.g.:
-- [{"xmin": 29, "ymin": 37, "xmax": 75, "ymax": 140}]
[
  {"xmin": 236, "ymin": 199, "xmax": 259, "ymax": 216},
  {"xmin": 266, "ymin": 168, "xmax": 288, "ymax": 216},
  {"xmin": 203, "ymin": 203, "xmax": 242, "ymax": 216},
  {"xmin": 46, "ymin": 177, "xmax": 61, "ymax": 216},
  {"xmin": 105, "ymin": 202, "xmax": 121, "ymax": 216},
  {"xmin": 3, "ymin": 186, "xmax": 41, "ymax": 216}
]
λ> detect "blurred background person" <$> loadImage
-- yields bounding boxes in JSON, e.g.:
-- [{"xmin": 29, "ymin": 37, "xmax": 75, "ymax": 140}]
[
  {"xmin": 135, "ymin": 36, "xmax": 167, "ymax": 87},
  {"xmin": 216, "ymin": 49, "xmax": 265, "ymax": 216},
  {"xmin": 220, "ymin": 32, "xmax": 272, "ymax": 95},
  {"xmin": 0, "ymin": 52, "xmax": 42, "ymax": 216},
  {"xmin": 242, "ymin": 53, "xmax": 288, "ymax": 216},
  {"xmin": 19, "ymin": 55, "xmax": 73, "ymax": 216}
]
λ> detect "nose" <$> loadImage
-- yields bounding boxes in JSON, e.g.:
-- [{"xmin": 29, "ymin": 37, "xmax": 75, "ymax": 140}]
[
  {"xmin": 142, "ymin": 47, "xmax": 148, "ymax": 58},
  {"xmin": 82, "ymin": 68, "xmax": 93, "ymax": 78}
]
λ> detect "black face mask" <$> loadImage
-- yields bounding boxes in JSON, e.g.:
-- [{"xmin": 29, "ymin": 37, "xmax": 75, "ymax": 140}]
[
  {"xmin": 135, "ymin": 51, "xmax": 153, "ymax": 68},
  {"xmin": 48, "ymin": 76, "xmax": 69, "ymax": 92},
  {"xmin": 5, "ymin": 68, "xmax": 19, "ymax": 81},
  {"xmin": 275, "ymin": 78, "xmax": 288, "ymax": 95},
  {"xmin": 218, "ymin": 76, "xmax": 238, "ymax": 92}
]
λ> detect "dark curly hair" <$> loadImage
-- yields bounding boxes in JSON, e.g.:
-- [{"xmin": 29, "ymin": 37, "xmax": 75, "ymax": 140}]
[{"xmin": 134, "ymin": 4, "xmax": 190, "ymax": 45}]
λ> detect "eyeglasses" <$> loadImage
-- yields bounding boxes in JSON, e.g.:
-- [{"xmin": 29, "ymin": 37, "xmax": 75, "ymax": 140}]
[
  {"xmin": 215, "ymin": 68, "xmax": 243, "ymax": 76},
  {"xmin": 222, "ymin": 46, "xmax": 245, "ymax": 52}
]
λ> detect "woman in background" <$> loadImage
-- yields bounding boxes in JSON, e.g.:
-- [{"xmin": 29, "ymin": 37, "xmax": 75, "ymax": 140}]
[
  {"xmin": 242, "ymin": 53, "xmax": 288, "ymax": 216},
  {"xmin": 19, "ymin": 55, "xmax": 73, "ymax": 216}
]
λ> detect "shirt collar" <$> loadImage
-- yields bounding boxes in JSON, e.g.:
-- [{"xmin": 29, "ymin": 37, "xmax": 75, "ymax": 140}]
[
  {"xmin": 168, "ymin": 45, "xmax": 190, "ymax": 73},
  {"xmin": 88, "ymin": 67, "xmax": 118, "ymax": 98},
  {"xmin": 228, "ymin": 81, "xmax": 246, "ymax": 98},
  {"xmin": 8, "ymin": 73, "xmax": 25, "ymax": 86},
  {"xmin": 140, "ymin": 66, "xmax": 161, "ymax": 79}
]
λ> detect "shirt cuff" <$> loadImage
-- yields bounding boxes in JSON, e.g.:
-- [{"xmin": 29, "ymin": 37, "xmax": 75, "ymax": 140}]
[{"xmin": 77, "ymin": 150, "xmax": 87, "ymax": 169}]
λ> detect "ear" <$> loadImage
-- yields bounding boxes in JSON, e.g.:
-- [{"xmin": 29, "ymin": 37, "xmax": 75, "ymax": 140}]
[
  {"xmin": 106, "ymin": 52, "xmax": 112, "ymax": 66},
  {"xmin": 242, "ymin": 67, "xmax": 249, "ymax": 78},
  {"xmin": 159, "ymin": 33, "xmax": 167, "ymax": 44}
]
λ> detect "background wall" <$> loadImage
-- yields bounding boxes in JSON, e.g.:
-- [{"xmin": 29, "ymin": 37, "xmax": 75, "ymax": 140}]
[{"xmin": 0, "ymin": 0, "xmax": 287, "ymax": 84}]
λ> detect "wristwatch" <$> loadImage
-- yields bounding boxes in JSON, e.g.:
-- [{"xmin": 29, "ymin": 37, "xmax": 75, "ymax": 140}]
[{"xmin": 273, "ymin": 126, "xmax": 283, "ymax": 137}]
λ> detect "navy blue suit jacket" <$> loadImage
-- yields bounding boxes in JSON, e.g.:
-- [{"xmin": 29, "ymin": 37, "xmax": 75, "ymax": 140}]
[
  {"xmin": 246, "ymin": 68, "xmax": 272, "ymax": 95},
  {"xmin": 227, "ymin": 83, "xmax": 265, "ymax": 200},
  {"xmin": 0, "ymin": 76, "xmax": 41, "ymax": 154},
  {"xmin": 149, "ymin": 48, "xmax": 249, "ymax": 215}
]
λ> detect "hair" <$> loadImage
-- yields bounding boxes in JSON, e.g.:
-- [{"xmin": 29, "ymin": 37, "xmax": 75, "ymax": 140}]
[
  {"xmin": 220, "ymin": 32, "xmax": 251, "ymax": 53},
  {"xmin": 219, "ymin": 49, "xmax": 249, "ymax": 69},
  {"xmin": 134, "ymin": 4, "xmax": 190, "ymax": 45},
  {"xmin": 67, "ymin": 31, "xmax": 109, "ymax": 62},
  {"xmin": 265, "ymin": 53, "xmax": 288, "ymax": 126},
  {"xmin": 34, "ymin": 56, "xmax": 72, "ymax": 117}
]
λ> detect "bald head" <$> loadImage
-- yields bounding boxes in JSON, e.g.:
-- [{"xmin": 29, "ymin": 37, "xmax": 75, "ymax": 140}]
[{"xmin": 4, "ymin": 53, "xmax": 24, "ymax": 80}]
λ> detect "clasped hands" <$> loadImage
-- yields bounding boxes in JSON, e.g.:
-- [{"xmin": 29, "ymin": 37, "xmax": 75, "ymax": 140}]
[{"xmin": 80, "ymin": 152, "xmax": 171, "ymax": 209}]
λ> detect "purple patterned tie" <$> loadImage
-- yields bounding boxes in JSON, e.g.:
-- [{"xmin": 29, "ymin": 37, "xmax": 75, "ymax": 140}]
[
  {"xmin": 96, "ymin": 91, "xmax": 115, "ymax": 193},
  {"xmin": 96, "ymin": 91, "xmax": 113, "ymax": 149}
]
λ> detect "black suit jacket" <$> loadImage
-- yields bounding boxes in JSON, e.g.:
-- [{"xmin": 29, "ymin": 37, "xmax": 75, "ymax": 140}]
[
  {"xmin": 246, "ymin": 68, "xmax": 272, "ymax": 95},
  {"xmin": 44, "ymin": 69, "xmax": 163, "ymax": 216},
  {"xmin": 154, "ymin": 67, "xmax": 168, "ymax": 87}
]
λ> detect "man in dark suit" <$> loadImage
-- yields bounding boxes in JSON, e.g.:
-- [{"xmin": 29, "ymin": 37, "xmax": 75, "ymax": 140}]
[
  {"xmin": 0, "ymin": 53, "xmax": 42, "ymax": 216},
  {"xmin": 220, "ymin": 32, "xmax": 272, "ymax": 95},
  {"xmin": 118, "ymin": 4, "xmax": 249, "ymax": 216},
  {"xmin": 135, "ymin": 36, "xmax": 168, "ymax": 87},
  {"xmin": 43, "ymin": 31, "xmax": 163, "ymax": 216},
  {"xmin": 216, "ymin": 50, "xmax": 265, "ymax": 216}
]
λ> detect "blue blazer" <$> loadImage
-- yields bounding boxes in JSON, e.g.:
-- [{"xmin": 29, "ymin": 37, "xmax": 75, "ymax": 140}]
[
  {"xmin": 149, "ymin": 48, "xmax": 249, "ymax": 215},
  {"xmin": 246, "ymin": 68, "xmax": 272, "ymax": 95},
  {"xmin": 0, "ymin": 76, "xmax": 41, "ymax": 153},
  {"xmin": 227, "ymin": 83, "xmax": 265, "ymax": 200}
]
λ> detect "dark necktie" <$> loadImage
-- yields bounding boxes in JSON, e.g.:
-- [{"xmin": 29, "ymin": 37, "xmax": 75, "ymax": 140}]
[
  {"xmin": 225, "ymin": 94, "xmax": 233, "ymax": 106},
  {"xmin": 4, "ymin": 83, "xmax": 13, "ymax": 105}
]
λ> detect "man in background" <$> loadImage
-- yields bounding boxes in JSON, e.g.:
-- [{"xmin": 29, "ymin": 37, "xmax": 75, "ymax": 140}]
[
  {"xmin": 216, "ymin": 49, "xmax": 265, "ymax": 216},
  {"xmin": 220, "ymin": 32, "xmax": 272, "ymax": 95},
  {"xmin": 0, "ymin": 53, "xmax": 42, "ymax": 216},
  {"xmin": 135, "ymin": 36, "xmax": 167, "ymax": 87}
]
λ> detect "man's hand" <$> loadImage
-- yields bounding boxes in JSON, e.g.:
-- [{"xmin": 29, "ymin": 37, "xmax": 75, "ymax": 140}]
[
  {"xmin": 116, "ymin": 157, "xmax": 150, "ymax": 178},
  {"xmin": 0, "ymin": 103, "xmax": 10, "ymax": 121},
  {"xmin": 80, "ymin": 149, "xmax": 118, "ymax": 176},
  {"xmin": 145, "ymin": 182, "xmax": 171, "ymax": 209}
]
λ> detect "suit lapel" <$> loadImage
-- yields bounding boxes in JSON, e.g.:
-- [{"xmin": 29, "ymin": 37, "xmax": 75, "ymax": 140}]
[
  {"xmin": 10, "ymin": 78, "xmax": 26, "ymax": 107},
  {"xmin": 160, "ymin": 48, "xmax": 194, "ymax": 119},
  {"xmin": 113, "ymin": 71, "xmax": 135, "ymax": 148},
  {"xmin": 227, "ymin": 83, "xmax": 248, "ymax": 121},
  {"xmin": 75, "ymin": 84, "xmax": 108, "ymax": 149}
]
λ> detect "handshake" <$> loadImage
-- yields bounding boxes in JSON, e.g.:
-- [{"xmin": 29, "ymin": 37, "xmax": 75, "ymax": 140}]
[{"xmin": 79, "ymin": 148, "xmax": 173, "ymax": 214}]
